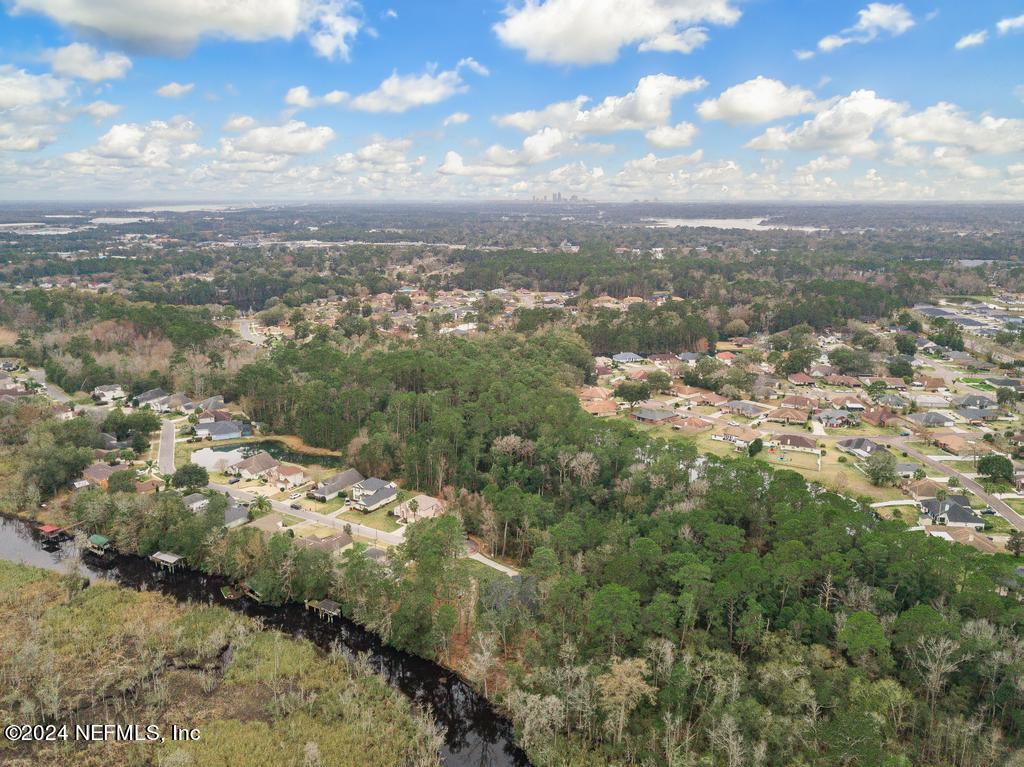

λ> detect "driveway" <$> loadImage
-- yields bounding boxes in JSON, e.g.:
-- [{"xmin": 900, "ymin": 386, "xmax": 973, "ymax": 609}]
[
  {"xmin": 26, "ymin": 367, "xmax": 71, "ymax": 403},
  {"xmin": 158, "ymin": 420, "xmax": 177, "ymax": 474},
  {"xmin": 879, "ymin": 436, "xmax": 1024, "ymax": 531},
  {"xmin": 238, "ymin": 319, "xmax": 264, "ymax": 346}
]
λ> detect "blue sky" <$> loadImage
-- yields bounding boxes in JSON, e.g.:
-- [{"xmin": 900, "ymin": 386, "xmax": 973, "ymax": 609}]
[{"xmin": 0, "ymin": 0, "xmax": 1022, "ymax": 201}]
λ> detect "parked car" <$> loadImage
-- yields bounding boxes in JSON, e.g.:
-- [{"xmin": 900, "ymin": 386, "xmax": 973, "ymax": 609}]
[
  {"xmin": 228, "ymin": 477, "xmax": 240, "ymax": 485},
  {"xmin": 289, "ymin": 492, "xmax": 301, "ymax": 500},
  {"xmin": 290, "ymin": 503, "xmax": 302, "ymax": 510}
]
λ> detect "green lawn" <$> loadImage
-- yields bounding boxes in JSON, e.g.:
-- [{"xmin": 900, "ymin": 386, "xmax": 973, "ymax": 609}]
[{"xmin": 340, "ymin": 501, "xmax": 401, "ymax": 533}]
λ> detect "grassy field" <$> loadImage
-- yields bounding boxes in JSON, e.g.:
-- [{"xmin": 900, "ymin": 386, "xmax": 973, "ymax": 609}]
[{"xmin": 0, "ymin": 560, "xmax": 441, "ymax": 767}]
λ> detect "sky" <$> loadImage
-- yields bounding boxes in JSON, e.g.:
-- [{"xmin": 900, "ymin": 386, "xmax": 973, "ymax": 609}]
[{"xmin": 0, "ymin": 0, "xmax": 1023, "ymax": 202}]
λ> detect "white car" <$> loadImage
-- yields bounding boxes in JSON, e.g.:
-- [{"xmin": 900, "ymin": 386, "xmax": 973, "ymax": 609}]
[{"xmin": 289, "ymin": 492, "xmax": 301, "ymax": 500}]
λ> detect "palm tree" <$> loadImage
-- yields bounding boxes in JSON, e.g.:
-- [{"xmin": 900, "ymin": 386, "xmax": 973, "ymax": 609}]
[{"xmin": 251, "ymin": 496, "xmax": 272, "ymax": 517}]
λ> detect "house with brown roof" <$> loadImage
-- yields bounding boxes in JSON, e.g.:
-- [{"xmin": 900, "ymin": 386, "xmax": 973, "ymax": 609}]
[
  {"xmin": 270, "ymin": 464, "xmax": 306, "ymax": 489},
  {"xmin": 228, "ymin": 450, "xmax": 280, "ymax": 480},
  {"xmin": 862, "ymin": 406, "xmax": 897, "ymax": 427},
  {"xmin": 394, "ymin": 494, "xmax": 445, "ymax": 524},
  {"xmin": 788, "ymin": 373, "xmax": 815, "ymax": 386},
  {"xmin": 715, "ymin": 425, "xmax": 762, "ymax": 450},
  {"xmin": 772, "ymin": 433, "xmax": 819, "ymax": 453},
  {"xmin": 576, "ymin": 386, "xmax": 612, "ymax": 401},
  {"xmin": 82, "ymin": 462, "xmax": 132, "ymax": 489},
  {"xmin": 765, "ymin": 407, "xmax": 808, "ymax": 425},
  {"xmin": 672, "ymin": 415, "xmax": 714, "ymax": 431},
  {"xmin": 782, "ymin": 394, "xmax": 818, "ymax": 410},
  {"xmin": 824, "ymin": 374, "xmax": 862, "ymax": 387},
  {"xmin": 906, "ymin": 478, "xmax": 945, "ymax": 499},
  {"xmin": 582, "ymin": 400, "xmax": 618, "ymax": 417}
]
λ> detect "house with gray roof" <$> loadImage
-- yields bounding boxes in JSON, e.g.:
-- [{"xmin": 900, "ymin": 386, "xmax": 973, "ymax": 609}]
[
  {"xmin": 195, "ymin": 420, "xmax": 247, "ymax": 440},
  {"xmin": 905, "ymin": 411, "xmax": 954, "ymax": 428},
  {"xmin": 309, "ymin": 468, "xmax": 365, "ymax": 501},
  {"xmin": 612, "ymin": 352, "xmax": 645, "ymax": 364},
  {"xmin": 350, "ymin": 477, "xmax": 398, "ymax": 511},
  {"xmin": 920, "ymin": 495, "xmax": 985, "ymax": 530},
  {"xmin": 837, "ymin": 437, "xmax": 884, "ymax": 459}
]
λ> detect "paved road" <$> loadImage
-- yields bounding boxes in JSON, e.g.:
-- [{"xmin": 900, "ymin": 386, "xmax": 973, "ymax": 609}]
[
  {"xmin": 238, "ymin": 319, "xmax": 264, "ymax": 346},
  {"xmin": 209, "ymin": 482, "xmax": 406, "ymax": 545},
  {"xmin": 26, "ymin": 367, "xmax": 71, "ymax": 403},
  {"xmin": 879, "ymin": 436, "xmax": 1024, "ymax": 531},
  {"xmin": 158, "ymin": 420, "xmax": 177, "ymax": 475},
  {"xmin": 469, "ymin": 551, "xmax": 520, "ymax": 576}
]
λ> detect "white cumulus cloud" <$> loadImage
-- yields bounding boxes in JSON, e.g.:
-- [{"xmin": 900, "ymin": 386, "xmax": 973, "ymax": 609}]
[
  {"xmin": 698, "ymin": 76, "xmax": 817, "ymax": 124},
  {"xmin": 996, "ymin": 14, "xmax": 1024, "ymax": 35},
  {"xmin": 493, "ymin": 0, "xmax": 739, "ymax": 65},
  {"xmin": 818, "ymin": 3, "xmax": 914, "ymax": 52},
  {"xmin": 232, "ymin": 120, "xmax": 335, "ymax": 154},
  {"xmin": 954, "ymin": 30, "xmax": 987, "ymax": 49},
  {"xmin": 497, "ymin": 74, "xmax": 706, "ymax": 134},
  {"xmin": 46, "ymin": 43, "xmax": 131, "ymax": 81},
  {"xmin": 747, "ymin": 89, "xmax": 904, "ymax": 155},
  {"xmin": 645, "ymin": 121, "xmax": 698, "ymax": 148},
  {"xmin": 10, "ymin": 0, "xmax": 364, "ymax": 59},
  {"xmin": 350, "ymin": 59, "xmax": 487, "ymax": 113},
  {"xmin": 284, "ymin": 85, "xmax": 347, "ymax": 109},
  {"xmin": 156, "ymin": 82, "xmax": 194, "ymax": 98}
]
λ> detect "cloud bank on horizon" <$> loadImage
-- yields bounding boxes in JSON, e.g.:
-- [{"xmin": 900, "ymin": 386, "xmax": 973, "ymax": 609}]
[{"xmin": 1, "ymin": 0, "xmax": 1023, "ymax": 201}]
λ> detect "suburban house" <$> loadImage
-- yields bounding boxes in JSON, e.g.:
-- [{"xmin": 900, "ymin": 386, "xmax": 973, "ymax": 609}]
[
  {"xmin": 612, "ymin": 352, "xmax": 645, "ymax": 364},
  {"xmin": 817, "ymin": 409, "xmax": 858, "ymax": 428},
  {"xmin": 92, "ymin": 384, "xmax": 125, "ymax": 403},
  {"xmin": 764, "ymin": 407, "xmax": 808, "ymax": 425},
  {"xmin": 182, "ymin": 492, "xmax": 209, "ymax": 513},
  {"xmin": 82, "ymin": 462, "xmax": 132, "ymax": 489},
  {"xmin": 787, "ymin": 373, "xmax": 815, "ymax": 386},
  {"xmin": 673, "ymin": 415, "xmax": 714, "ymax": 431},
  {"xmin": 196, "ymin": 395, "xmax": 226, "ymax": 411},
  {"xmin": 350, "ymin": 478, "xmax": 398, "ymax": 511},
  {"xmin": 772, "ymin": 433, "xmax": 818, "ymax": 453},
  {"xmin": 583, "ymin": 400, "xmax": 618, "ymax": 417},
  {"xmin": 195, "ymin": 420, "xmax": 246, "ymax": 441},
  {"xmin": 782, "ymin": 394, "xmax": 818, "ymax": 410},
  {"xmin": 829, "ymin": 394, "xmax": 867, "ymax": 412},
  {"xmin": 633, "ymin": 408, "xmax": 678, "ymax": 425},
  {"xmin": 164, "ymin": 393, "xmax": 195, "ymax": 412},
  {"xmin": 957, "ymin": 407, "xmax": 1000, "ymax": 423},
  {"xmin": 135, "ymin": 478, "xmax": 164, "ymax": 494},
  {"xmin": 228, "ymin": 450, "xmax": 280, "ymax": 480},
  {"xmin": 877, "ymin": 393, "xmax": 910, "ymax": 411},
  {"xmin": 715, "ymin": 425, "xmax": 762, "ymax": 450},
  {"xmin": 394, "ymin": 494, "xmax": 445, "ymax": 524},
  {"xmin": 953, "ymin": 394, "xmax": 996, "ymax": 409},
  {"xmin": 223, "ymin": 501, "xmax": 249, "ymax": 528},
  {"xmin": 932, "ymin": 434, "xmax": 976, "ymax": 455},
  {"xmin": 906, "ymin": 478, "xmax": 946, "ymax": 500},
  {"xmin": 920, "ymin": 495, "xmax": 985, "ymax": 530},
  {"xmin": 270, "ymin": 464, "xmax": 306, "ymax": 489},
  {"xmin": 837, "ymin": 437, "xmax": 884, "ymax": 459},
  {"xmin": 136, "ymin": 387, "xmax": 170, "ymax": 411},
  {"xmin": 308, "ymin": 468, "xmax": 364, "ymax": 502},
  {"xmin": 691, "ymin": 391, "xmax": 727, "ymax": 407},
  {"xmin": 862, "ymin": 406, "xmax": 897, "ymax": 427},
  {"xmin": 721, "ymin": 400, "xmax": 769, "ymax": 419},
  {"xmin": 906, "ymin": 411, "xmax": 954, "ymax": 428}
]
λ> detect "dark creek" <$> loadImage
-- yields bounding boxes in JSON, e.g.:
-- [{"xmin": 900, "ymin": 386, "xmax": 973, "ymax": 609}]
[{"xmin": 0, "ymin": 515, "xmax": 530, "ymax": 767}]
